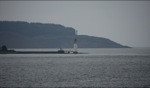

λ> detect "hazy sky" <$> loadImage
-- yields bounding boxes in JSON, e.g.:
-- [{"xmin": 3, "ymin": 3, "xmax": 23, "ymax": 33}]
[{"xmin": 0, "ymin": 1, "xmax": 150, "ymax": 47}]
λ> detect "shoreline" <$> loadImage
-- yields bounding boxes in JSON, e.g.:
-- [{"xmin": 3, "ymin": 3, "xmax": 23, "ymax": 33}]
[{"xmin": 0, "ymin": 51, "xmax": 79, "ymax": 54}]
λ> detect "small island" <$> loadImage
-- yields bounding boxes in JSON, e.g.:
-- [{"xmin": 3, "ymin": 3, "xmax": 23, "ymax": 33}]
[
  {"xmin": 0, "ymin": 38, "xmax": 79, "ymax": 54},
  {"xmin": 0, "ymin": 45, "xmax": 16, "ymax": 54},
  {"xmin": 0, "ymin": 45, "xmax": 79, "ymax": 54}
]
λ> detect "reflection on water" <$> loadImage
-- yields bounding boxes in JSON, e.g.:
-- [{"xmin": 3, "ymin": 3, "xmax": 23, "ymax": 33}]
[{"xmin": 0, "ymin": 48, "xmax": 150, "ymax": 87}]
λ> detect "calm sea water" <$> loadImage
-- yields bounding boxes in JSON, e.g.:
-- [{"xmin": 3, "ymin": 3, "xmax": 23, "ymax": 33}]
[{"xmin": 0, "ymin": 48, "xmax": 150, "ymax": 87}]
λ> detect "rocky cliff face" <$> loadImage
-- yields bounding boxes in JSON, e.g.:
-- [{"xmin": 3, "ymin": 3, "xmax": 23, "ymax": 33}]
[{"xmin": 0, "ymin": 21, "xmax": 129, "ymax": 48}]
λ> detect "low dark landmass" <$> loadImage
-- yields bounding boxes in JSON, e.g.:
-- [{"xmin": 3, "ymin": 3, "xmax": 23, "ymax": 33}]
[
  {"xmin": 0, "ymin": 45, "xmax": 80, "ymax": 54},
  {"xmin": 0, "ymin": 50, "xmax": 79, "ymax": 54},
  {"xmin": 0, "ymin": 21, "xmax": 129, "ymax": 48}
]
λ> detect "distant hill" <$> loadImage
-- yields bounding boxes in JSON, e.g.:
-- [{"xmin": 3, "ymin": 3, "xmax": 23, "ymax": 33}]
[{"xmin": 0, "ymin": 21, "xmax": 129, "ymax": 48}]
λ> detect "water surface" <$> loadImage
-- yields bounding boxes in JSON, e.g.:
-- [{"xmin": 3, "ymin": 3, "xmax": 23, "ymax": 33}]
[{"xmin": 0, "ymin": 48, "xmax": 150, "ymax": 87}]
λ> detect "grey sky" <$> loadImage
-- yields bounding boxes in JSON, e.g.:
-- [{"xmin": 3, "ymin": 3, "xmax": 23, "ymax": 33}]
[{"xmin": 0, "ymin": 1, "xmax": 150, "ymax": 47}]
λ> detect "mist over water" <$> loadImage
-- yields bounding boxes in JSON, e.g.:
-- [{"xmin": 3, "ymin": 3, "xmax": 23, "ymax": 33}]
[{"xmin": 0, "ymin": 48, "xmax": 150, "ymax": 87}]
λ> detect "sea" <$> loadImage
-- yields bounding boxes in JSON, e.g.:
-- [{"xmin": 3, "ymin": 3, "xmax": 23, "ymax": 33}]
[{"xmin": 0, "ymin": 48, "xmax": 150, "ymax": 87}]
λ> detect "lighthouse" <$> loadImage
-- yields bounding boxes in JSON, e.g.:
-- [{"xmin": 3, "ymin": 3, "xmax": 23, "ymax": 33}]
[
  {"xmin": 73, "ymin": 38, "xmax": 78, "ymax": 53},
  {"xmin": 73, "ymin": 30, "xmax": 78, "ymax": 54}
]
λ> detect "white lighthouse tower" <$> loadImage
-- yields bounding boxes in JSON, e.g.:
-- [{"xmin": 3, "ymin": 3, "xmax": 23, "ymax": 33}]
[{"xmin": 73, "ymin": 30, "xmax": 78, "ymax": 54}]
